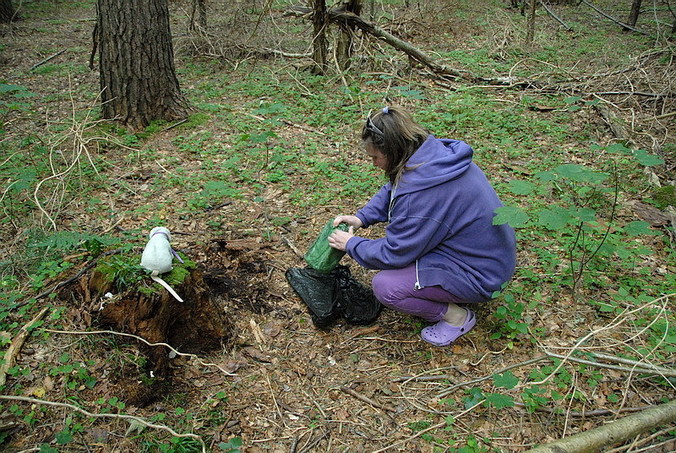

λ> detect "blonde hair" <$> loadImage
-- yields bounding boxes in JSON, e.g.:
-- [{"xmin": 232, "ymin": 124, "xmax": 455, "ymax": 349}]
[{"xmin": 361, "ymin": 106, "xmax": 429, "ymax": 184}]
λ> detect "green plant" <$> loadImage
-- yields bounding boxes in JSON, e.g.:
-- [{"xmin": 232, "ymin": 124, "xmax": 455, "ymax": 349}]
[
  {"xmin": 218, "ymin": 437, "xmax": 242, "ymax": 452},
  {"xmin": 494, "ymin": 144, "xmax": 665, "ymax": 302}
]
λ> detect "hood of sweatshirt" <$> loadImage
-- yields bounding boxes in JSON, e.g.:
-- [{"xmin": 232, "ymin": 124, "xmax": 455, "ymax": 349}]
[{"xmin": 396, "ymin": 135, "xmax": 473, "ymax": 196}]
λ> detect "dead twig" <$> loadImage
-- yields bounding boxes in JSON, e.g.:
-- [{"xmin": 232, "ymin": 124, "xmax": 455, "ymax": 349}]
[
  {"xmin": 339, "ymin": 385, "xmax": 396, "ymax": 413},
  {"xmin": 0, "ymin": 307, "xmax": 49, "ymax": 386},
  {"xmin": 282, "ymin": 236, "xmax": 305, "ymax": 259}
]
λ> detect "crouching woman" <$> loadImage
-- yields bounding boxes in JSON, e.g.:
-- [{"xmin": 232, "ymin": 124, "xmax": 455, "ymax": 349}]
[{"xmin": 328, "ymin": 106, "xmax": 517, "ymax": 347}]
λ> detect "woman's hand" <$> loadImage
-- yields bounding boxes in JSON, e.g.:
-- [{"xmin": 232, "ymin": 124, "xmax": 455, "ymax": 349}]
[
  {"xmin": 328, "ymin": 227, "xmax": 354, "ymax": 251},
  {"xmin": 333, "ymin": 215, "xmax": 362, "ymax": 229}
]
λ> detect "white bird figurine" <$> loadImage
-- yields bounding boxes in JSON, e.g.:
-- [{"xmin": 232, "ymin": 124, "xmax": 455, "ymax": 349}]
[{"xmin": 140, "ymin": 227, "xmax": 184, "ymax": 302}]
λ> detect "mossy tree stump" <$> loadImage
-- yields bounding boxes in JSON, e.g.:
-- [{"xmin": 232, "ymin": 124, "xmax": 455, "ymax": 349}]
[{"xmin": 85, "ymin": 253, "xmax": 233, "ymax": 377}]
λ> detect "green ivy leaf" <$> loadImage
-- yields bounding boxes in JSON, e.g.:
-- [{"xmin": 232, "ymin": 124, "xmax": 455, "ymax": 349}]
[
  {"xmin": 463, "ymin": 387, "xmax": 485, "ymax": 409},
  {"xmin": 606, "ymin": 143, "xmax": 631, "ymax": 154},
  {"xmin": 564, "ymin": 96, "xmax": 582, "ymax": 104},
  {"xmin": 535, "ymin": 170, "xmax": 557, "ymax": 182},
  {"xmin": 493, "ymin": 206, "xmax": 529, "ymax": 228}
]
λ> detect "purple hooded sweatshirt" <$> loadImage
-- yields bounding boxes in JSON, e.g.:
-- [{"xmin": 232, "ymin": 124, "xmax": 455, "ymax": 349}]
[{"xmin": 345, "ymin": 135, "xmax": 517, "ymax": 303}]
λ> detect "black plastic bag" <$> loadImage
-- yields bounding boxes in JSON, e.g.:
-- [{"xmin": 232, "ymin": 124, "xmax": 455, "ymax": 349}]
[{"xmin": 285, "ymin": 265, "xmax": 381, "ymax": 328}]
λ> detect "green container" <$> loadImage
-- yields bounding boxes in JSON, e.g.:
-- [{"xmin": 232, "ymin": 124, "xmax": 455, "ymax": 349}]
[{"xmin": 304, "ymin": 221, "xmax": 348, "ymax": 273}]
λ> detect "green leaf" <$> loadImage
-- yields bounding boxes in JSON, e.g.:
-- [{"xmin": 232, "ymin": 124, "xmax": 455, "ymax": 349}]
[
  {"xmin": 535, "ymin": 170, "xmax": 557, "ymax": 182},
  {"xmin": 506, "ymin": 179, "xmax": 535, "ymax": 195},
  {"xmin": 632, "ymin": 149, "xmax": 664, "ymax": 167},
  {"xmin": 537, "ymin": 207, "xmax": 573, "ymax": 230},
  {"xmin": 623, "ymin": 221, "xmax": 657, "ymax": 236},
  {"xmin": 493, "ymin": 206, "xmax": 529, "ymax": 228},
  {"xmin": 55, "ymin": 429, "xmax": 73, "ymax": 445},
  {"xmin": 606, "ymin": 143, "xmax": 631, "ymax": 154},
  {"xmin": 554, "ymin": 164, "xmax": 607, "ymax": 184},
  {"xmin": 564, "ymin": 96, "xmax": 582, "ymax": 104},
  {"xmin": 463, "ymin": 387, "xmax": 485, "ymax": 409},
  {"xmin": 484, "ymin": 392, "xmax": 515, "ymax": 409},
  {"xmin": 573, "ymin": 207, "xmax": 597, "ymax": 223},
  {"xmin": 493, "ymin": 371, "xmax": 519, "ymax": 389}
]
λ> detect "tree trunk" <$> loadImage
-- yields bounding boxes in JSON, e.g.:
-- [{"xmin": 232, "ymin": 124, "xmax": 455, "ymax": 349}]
[
  {"xmin": 0, "ymin": 0, "xmax": 17, "ymax": 23},
  {"xmin": 525, "ymin": 399, "xmax": 676, "ymax": 453},
  {"xmin": 310, "ymin": 0, "xmax": 329, "ymax": 74},
  {"xmin": 96, "ymin": 0, "xmax": 189, "ymax": 130},
  {"xmin": 526, "ymin": 0, "xmax": 537, "ymax": 44},
  {"xmin": 190, "ymin": 0, "xmax": 207, "ymax": 32},
  {"xmin": 336, "ymin": 0, "xmax": 362, "ymax": 70},
  {"xmin": 626, "ymin": 0, "xmax": 642, "ymax": 27}
]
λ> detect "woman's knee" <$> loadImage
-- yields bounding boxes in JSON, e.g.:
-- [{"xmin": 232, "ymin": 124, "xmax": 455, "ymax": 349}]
[{"xmin": 372, "ymin": 271, "xmax": 405, "ymax": 308}]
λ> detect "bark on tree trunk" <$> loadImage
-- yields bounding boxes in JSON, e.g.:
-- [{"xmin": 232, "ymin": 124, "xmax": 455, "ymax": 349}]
[
  {"xmin": 0, "ymin": 0, "xmax": 17, "ymax": 23},
  {"xmin": 526, "ymin": 0, "xmax": 537, "ymax": 44},
  {"xmin": 310, "ymin": 0, "xmax": 329, "ymax": 74},
  {"xmin": 336, "ymin": 0, "xmax": 362, "ymax": 70},
  {"xmin": 96, "ymin": 0, "xmax": 189, "ymax": 130},
  {"xmin": 190, "ymin": 0, "xmax": 207, "ymax": 32},
  {"xmin": 626, "ymin": 0, "xmax": 642, "ymax": 27}
]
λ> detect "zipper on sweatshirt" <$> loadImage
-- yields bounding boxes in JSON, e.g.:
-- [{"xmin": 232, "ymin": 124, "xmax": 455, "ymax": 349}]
[{"xmin": 414, "ymin": 260, "xmax": 422, "ymax": 290}]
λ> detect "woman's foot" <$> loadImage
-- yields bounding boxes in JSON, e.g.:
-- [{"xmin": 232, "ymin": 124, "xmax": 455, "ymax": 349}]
[{"xmin": 420, "ymin": 308, "xmax": 476, "ymax": 347}]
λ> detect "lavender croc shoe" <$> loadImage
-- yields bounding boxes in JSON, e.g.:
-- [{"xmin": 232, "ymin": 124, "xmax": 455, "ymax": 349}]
[{"xmin": 420, "ymin": 309, "xmax": 476, "ymax": 347}]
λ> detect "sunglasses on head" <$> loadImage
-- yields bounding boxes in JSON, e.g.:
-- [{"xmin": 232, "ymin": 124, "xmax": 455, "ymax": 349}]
[{"xmin": 365, "ymin": 115, "xmax": 384, "ymax": 137}]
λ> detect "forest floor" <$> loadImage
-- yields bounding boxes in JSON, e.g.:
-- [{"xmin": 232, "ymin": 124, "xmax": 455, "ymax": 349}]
[{"xmin": 0, "ymin": 1, "xmax": 674, "ymax": 452}]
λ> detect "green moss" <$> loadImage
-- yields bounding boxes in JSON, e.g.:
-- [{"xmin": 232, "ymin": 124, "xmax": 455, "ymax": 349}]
[
  {"xmin": 161, "ymin": 256, "xmax": 196, "ymax": 286},
  {"xmin": 652, "ymin": 185, "xmax": 675, "ymax": 210},
  {"xmin": 94, "ymin": 253, "xmax": 195, "ymax": 294}
]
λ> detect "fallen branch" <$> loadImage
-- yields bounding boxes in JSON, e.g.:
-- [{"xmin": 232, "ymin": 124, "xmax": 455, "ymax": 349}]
[
  {"xmin": 437, "ymin": 355, "xmax": 548, "ymax": 398},
  {"xmin": 589, "ymin": 352, "xmax": 676, "ymax": 377},
  {"xmin": 514, "ymin": 402, "xmax": 652, "ymax": 418},
  {"xmin": 30, "ymin": 49, "xmax": 66, "ymax": 71},
  {"xmin": 288, "ymin": 5, "xmax": 478, "ymax": 82},
  {"xmin": 0, "ymin": 307, "xmax": 49, "ymax": 387},
  {"xmin": 524, "ymin": 399, "xmax": 676, "ymax": 453},
  {"xmin": 539, "ymin": 0, "xmax": 572, "ymax": 31},
  {"xmin": 579, "ymin": 0, "xmax": 651, "ymax": 36},
  {"xmin": 0, "ymin": 395, "xmax": 206, "ymax": 453}
]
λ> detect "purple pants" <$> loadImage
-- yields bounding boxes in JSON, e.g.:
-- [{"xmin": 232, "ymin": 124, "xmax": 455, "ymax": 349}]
[{"xmin": 372, "ymin": 264, "xmax": 462, "ymax": 322}]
